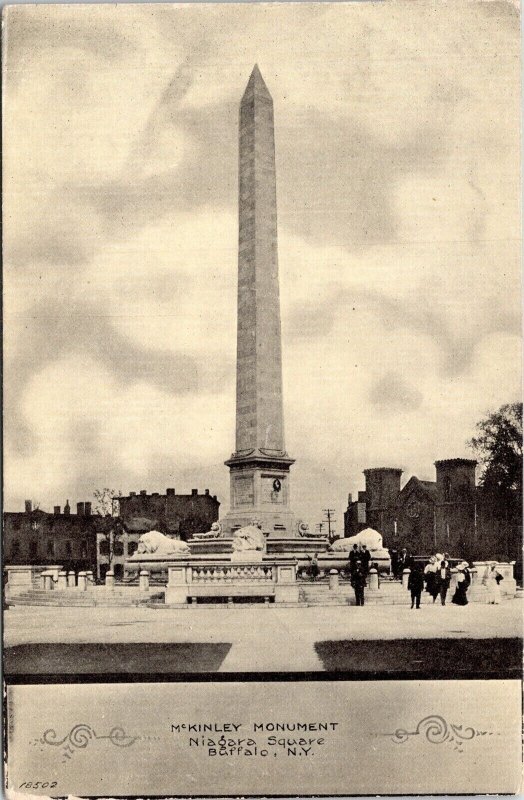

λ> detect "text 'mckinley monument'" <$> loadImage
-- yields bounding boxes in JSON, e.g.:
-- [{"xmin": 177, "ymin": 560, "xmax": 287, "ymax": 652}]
[{"xmin": 222, "ymin": 65, "xmax": 296, "ymax": 538}]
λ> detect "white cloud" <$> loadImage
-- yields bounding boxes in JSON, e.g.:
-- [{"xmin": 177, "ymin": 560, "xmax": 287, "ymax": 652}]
[{"xmin": 3, "ymin": 1, "xmax": 520, "ymax": 528}]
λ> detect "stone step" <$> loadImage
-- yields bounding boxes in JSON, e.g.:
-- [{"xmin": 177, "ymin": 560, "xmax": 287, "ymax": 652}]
[
  {"xmin": 304, "ymin": 600, "xmax": 352, "ymax": 606},
  {"xmin": 9, "ymin": 591, "xmax": 153, "ymax": 600},
  {"xmin": 6, "ymin": 589, "xmax": 158, "ymax": 608},
  {"xmin": 7, "ymin": 598, "xmax": 149, "ymax": 608},
  {"xmin": 302, "ymin": 584, "xmax": 405, "ymax": 590},
  {"xmin": 301, "ymin": 590, "xmax": 406, "ymax": 600},
  {"xmin": 7, "ymin": 600, "xmax": 95, "ymax": 607}
]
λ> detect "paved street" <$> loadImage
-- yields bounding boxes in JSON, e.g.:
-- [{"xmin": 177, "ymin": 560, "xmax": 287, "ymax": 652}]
[{"xmin": 4, "ymin": 597, "xmax": 522, "ymax": 675}]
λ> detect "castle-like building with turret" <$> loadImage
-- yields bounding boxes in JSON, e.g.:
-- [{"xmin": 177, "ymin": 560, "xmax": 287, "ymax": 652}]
[{"xmin": 344, "ymin": 458, "xmax": 520, "ymax": 563}]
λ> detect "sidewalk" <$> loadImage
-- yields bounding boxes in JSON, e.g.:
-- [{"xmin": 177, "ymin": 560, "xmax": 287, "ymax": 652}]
[{"xmin": 4, "ymin": 597, "xmax": 522, "ymax": 675}]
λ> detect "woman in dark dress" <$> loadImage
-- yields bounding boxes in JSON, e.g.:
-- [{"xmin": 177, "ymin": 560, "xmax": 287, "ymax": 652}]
[
  {"xmin": 452, "ymin": 562, "xmax": 471, "ymax": 606},
  {"xmin": 424, "ymin": 556, "xmax": 439, "ymax": 603}
]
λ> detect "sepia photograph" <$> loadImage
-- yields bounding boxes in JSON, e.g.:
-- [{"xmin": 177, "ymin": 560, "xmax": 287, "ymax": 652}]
[{"xmin": 2, "ymin": 0, "xmax": 522, "ymax": 795}]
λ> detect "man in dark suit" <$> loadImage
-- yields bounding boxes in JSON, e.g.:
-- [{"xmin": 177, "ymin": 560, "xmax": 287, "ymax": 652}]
[
  {"xmin": 408, "ymin": 565, "xmax": 424, "ymax": 608},
  {"xmin": 438, "ymin": 558, "xmax": 452, "ymax": 605},
  {"xmin": 396, "ymin": 547, "xmax": 410, "ymax": 579},
  {"xmin": 360, "ymin": 544, "xmax": 371, "ymax": 575},
  {"xmin": 348, "ymin": 544, "xmax": 360, "ymax": 576},
  {"xmin": 351, "ymin": 563, "xmax": 367, "ymax": 606}
]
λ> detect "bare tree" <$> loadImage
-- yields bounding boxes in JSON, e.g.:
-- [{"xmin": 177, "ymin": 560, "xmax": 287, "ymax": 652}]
[
  {"xmin": 93, "ymin": 487, "xmax": 122, "ymax": 518},
  {"xmin": 93, "ymin": 488, "xmax": 123, "ymax": 570}
]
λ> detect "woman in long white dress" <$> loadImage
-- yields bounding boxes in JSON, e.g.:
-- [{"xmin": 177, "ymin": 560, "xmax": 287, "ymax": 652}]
[{"xmin": 486, "ymin": 562, "xmax": 503, "ymax": 604}]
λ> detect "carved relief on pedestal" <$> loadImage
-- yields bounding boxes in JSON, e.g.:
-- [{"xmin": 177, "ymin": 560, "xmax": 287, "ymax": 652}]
[{"xmin": 234, "ymin": 476, "xmax": 254, "ymax": 507}]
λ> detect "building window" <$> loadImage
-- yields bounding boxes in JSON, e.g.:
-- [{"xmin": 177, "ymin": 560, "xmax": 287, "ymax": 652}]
[
  {"xmin": 99, "ymin": 539, "xmax": 110, "ymax": 556},
  {"xmin": 46, "ymin": 540, "xmax": 55, "ymax": 557},
  {"xmin": 444, "ymin": 476, "xmax": 451, "ymax": 502},
  {"xmin": 114, "ymin": 564, "xmax": 124, "ymax": 580},
  {"xmin": 11, "ymin": 540, "xmax": 20, "ymax": 558},
  {"xmin": 80, "ymin": 541, "xmax": 88, "ymax": 558},
  {"xmin": 407, "ymin": 501, "xmax": 420, "ymax": 519},
  {"xmin": 29, "ymin": 540, "xmax": 38, "ymax": 559},
  {"xmin": 65, "ymin": 541, "xmax": 72, "ymax": 556}
]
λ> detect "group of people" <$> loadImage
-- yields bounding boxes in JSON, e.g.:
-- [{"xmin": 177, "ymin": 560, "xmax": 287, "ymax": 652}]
[
  {"xmin": 308, "ymin": 546, "xmax": 504, "ymax": 609},
  {"xmin": 424, "ymin": 553, "xmax": 453, "ymax": 606},
  {"xmin": 348, "ymin": 544, "xmax": 372, "ymax": 606},
  {"xmin": 308, "ymin": 544, "xmax": 371, "ymax": 605},
  {"xmin": 392, "ymin": 547, "xmax": 412, "ymax": 579},
  {"xmin": 407, "ymin": 553, "xmax": 450, "ymax": 609},
  {"xmin": 408, "ymin": 553, "xmax": 473, "ymax": 609}
]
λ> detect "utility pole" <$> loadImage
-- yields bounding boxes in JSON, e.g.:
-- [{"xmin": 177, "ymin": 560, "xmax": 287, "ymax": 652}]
[{"xmin": 323, "ymin": 508, "xmax": 337, "ymax": 542}]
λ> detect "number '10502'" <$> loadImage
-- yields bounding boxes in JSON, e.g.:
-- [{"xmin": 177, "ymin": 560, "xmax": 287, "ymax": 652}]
[{"xmin": 19, "ymin": 782, "xmax": 58, "ymax": 790}]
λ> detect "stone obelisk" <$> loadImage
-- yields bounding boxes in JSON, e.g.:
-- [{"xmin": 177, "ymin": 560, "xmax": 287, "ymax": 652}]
[{"xmin": 223, "ymin": 65, "xmax": 295, "ymax": 537}]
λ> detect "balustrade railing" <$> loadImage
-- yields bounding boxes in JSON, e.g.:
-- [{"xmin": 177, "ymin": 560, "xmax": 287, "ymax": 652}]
[{"xmin": 190, "ymin": 564, "xmax": 274, "ymax": 583}]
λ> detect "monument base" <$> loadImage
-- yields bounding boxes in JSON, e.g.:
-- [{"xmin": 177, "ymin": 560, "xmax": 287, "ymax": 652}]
[
  {"xmin": 266, "ymin": 537, "xmax": 329, "ymax": 555},
  {"xmin": 223, "ymin": 451, "xmax": 296, "ymax": 537},
  {"xmin": 221, "ymin": 508, "xmax": 296, "ymax": 538},
  {"xmin": 231, "ymin": 549, "xmax": 264, "ymax": 562},
  {"xmin": 188, "ymin": 538, "xmax": 234, "ymax": 556},
  {"xmin": 164, "ymin": 559, "xmax": 299, "ymax": 604}
]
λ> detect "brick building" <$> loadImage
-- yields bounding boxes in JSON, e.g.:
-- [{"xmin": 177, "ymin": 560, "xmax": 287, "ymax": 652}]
[
  {"xmin": 344, "ymin": 459, "xmax": 520, "ymax": 561},
  {"xmin": 3, "ymin": 500, "xmax": 109, "ymax": 575},
  {"xmin": 96, "ymin": 488, "xmax": 220, "ymax": 581}
]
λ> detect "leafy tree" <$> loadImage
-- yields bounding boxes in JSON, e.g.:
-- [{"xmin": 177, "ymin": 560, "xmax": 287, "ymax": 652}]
[
  {"xmin": 468, "ymin": 403, "xmax": 522, "ymax": 561},
  {"xmin": 469, "ymin": 403, "xmax": 522, "ymax": 493}
]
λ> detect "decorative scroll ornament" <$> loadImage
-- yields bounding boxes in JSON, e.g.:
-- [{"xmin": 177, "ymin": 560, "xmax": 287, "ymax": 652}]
[
  {"xmin": 384, "ymin": 715, "xmax": 495, "ymax": 754},
  {"xmin": 30, "ymin": 723, "xmax": 159, "ymax": 763}
]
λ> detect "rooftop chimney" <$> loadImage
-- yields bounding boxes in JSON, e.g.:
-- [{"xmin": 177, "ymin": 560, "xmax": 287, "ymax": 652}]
[
  {"xmin": 140, "ymin": 490, "xmax": 147, "ymax": 496},
  {"xmin": 166, "ymin": 488, "xmax": 175, "ymax": 496},
  {"xmin": 191, "ymin": 489, "xmax": 198, "ymax": 496},
  {"xmin": 205, "ymin": 488, "xmax": 210, "ymax": 496},
  {"xmin": 54, "ymin": 506, "xmax": 61, "ymax": 515},
  {"xmin": 25, "ymin": 500, "xmax": 32, "ymax": 514},
  {"xmin": 64, "ymin": 500, "xmax": 71, "ymax": 516},
  {"xmin": 84, "ymin": 502, "xmax": 92, "ymax": 516},
  {"xmin": 130, "ymin": 491, "xmax": 136, "ymax": 496},
  {"xmin": 77, "ymin": 502, "xmax": 85, "ymax": 516}
]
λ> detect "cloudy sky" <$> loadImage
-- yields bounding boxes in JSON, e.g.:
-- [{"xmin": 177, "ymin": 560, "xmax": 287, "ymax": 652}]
[{"xmin": 3, "ymin": 1, "xmax": 520, "ymax": 530}]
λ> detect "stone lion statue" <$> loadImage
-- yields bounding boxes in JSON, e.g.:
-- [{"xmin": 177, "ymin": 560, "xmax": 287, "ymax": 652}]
[
  {"xmin": 193, "ymin": 521, "xmax": 222, "ymax": 541},
  {"xmin": 330, "ymin": 527, "xmax": 384, "ymax": 552},
  {"xmin": 135, "ymin": 530, "xmax": 190, "ymax": 556},
  {"xmin": 232, "ymin": 522, "xmax": 265, "ymax": 552},
  {"xmin": 298, "ymin": 521, "xmax": 323, "ymax": 538}
]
